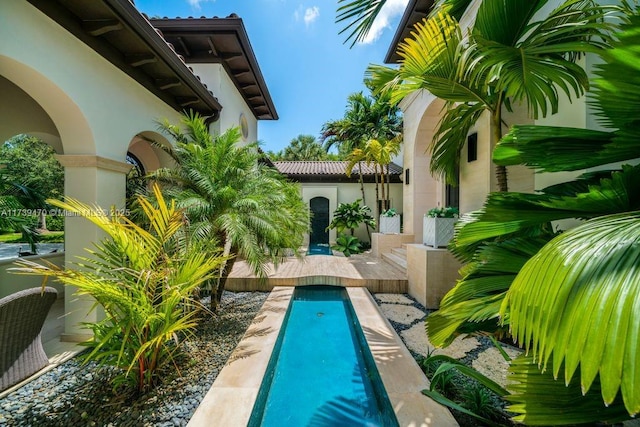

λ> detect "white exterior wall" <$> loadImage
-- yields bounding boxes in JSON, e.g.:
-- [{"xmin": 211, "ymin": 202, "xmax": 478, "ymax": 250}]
[
  {"xmin": 300, "ymin": 182, "xmax": 403, "ymax": 245},
  {"xmin": 1, "ymin": 1, "xmax": 221, "ymax": 339},
  {"xmin": 190, "ymin": 63, "xmax": 258, "ymax": 143},
  {"xmin": 397, "ymin": 1, "xmax": 611, "ymax": 221},
  {"xmin": 1, "ymin": 2, "xmax": 182, "ymax": 159}
]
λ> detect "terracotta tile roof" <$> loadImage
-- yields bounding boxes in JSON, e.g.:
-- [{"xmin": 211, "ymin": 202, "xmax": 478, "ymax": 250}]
[{"xmin": 274, "ymin": 161, "xmax": 402, "ymax": 176}]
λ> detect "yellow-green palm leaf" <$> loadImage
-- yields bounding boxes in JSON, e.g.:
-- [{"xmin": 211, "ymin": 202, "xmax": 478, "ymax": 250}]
[{"xmin": 502, "ymin": 212, "xmax": 640, "ymax": 415}]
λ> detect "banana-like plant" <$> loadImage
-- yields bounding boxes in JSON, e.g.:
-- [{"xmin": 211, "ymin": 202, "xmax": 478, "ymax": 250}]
[
  {"xmin": 12, "ymin": 184, "xmax": 223, "ymax": 394},
  {"xmin": 429, "ymin": 7, "xmax": 640, "ymax": 424}
]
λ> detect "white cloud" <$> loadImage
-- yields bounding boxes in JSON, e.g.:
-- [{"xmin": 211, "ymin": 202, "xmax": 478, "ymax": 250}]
[
  {"xmin": 186, "ymin": 0, "xmax": 216, "ymax": 10},
  {"xmin": 294, "ymin": 5, "xmax": 320, "ymax": 27},
  {"xmin": 304, "ymin": 6, "xmax": 320, "ymax": 26},
  {"xmin": 360, "ymin": 0, "xmax": 409, "ymax": 44}
]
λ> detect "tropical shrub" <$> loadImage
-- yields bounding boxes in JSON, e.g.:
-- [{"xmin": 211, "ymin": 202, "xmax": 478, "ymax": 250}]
[
  {"xmin": 13, "ymin": 184, "xmax": 223, "ymax": 394},
  {"xmin": 327, "ymin": 199, "xmax": 375, "ymax": 236},
  {"xmin": 426, "ymin": 206, "xmax": 458, "ymax": 218},
  {"xmin": 331, "ymin": 233, "xmax": 361, "ymax": 257},
  {"xmin": 428, "ymin": 6, "xmax": 640, "ymax": 424}
]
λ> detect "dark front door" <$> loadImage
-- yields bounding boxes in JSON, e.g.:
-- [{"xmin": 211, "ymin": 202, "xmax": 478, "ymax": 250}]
[{"xmin": 309, "ymin": 197, "xmax": 329, "ymax": 245}]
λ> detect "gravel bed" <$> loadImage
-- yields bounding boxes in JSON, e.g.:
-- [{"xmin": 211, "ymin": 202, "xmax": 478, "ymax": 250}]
[{"xmin": 0, "ymin": 291, "xmax": 268, "ymax": 427}]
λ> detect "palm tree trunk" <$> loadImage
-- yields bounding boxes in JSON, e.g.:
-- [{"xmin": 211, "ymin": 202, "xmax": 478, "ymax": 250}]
[
  {"xmin": 386, "ymin": 163, "xmax": 390, "ymax": 211},
  {"xmin": 493, "ymin": 107, "xmax": 508, "ymax": 192},
  {"xmin": 38, "ymin": 211, "xmax": 47, "ymax": 231},
  {"xmin": 211, "ymin": 238, "xmax": 235, "ymax": 312},
  {"xmin": 358, "ymin": 161, "xmax": 366, "ymax": 205},
  {"xmin": 357, "ymin": 161, "xmax": 372, "ymax": 242},
  {"xmin": 374, "ymin": 164, "xmax": 380, "ymax": 226},
  {"xmin": 380, "ymin": 163, "xmax": 386, "ymax": 211}
]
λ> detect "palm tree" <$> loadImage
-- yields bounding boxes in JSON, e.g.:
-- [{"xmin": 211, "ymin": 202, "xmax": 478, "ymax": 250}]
[
  {"xmin": 366, "ymin": 0, "xmax": 614, "ymax": 191},
  {"xmin": 429, "ymin": 7, "xmax": 640, "ymax": 424},
  {"xmin": 321, "ymin": 90, "xmax": 402, "ymax": 205},
  {"xmin": 276, "ymin": 134, "xmax": 328, "ymax": 161},
  {"xmin": 345, "ymin": 137, "xmax": 401, "ymax": 218},
  {"xmin": 14, "ymin": 184, "xmax": 222, "ymax": 394},
  {"xmin": 149, "ymin": 112, "xmax": 309, "ymax": 311}
]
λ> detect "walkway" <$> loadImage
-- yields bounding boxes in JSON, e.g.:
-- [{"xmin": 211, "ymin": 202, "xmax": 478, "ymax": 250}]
[{"xmin": 227, "ymin": 251, "xmax": 407, "ymax": 293}]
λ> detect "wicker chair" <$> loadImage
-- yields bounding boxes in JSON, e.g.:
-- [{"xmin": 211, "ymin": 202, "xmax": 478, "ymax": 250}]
[{"xmin": 0, "ymin": 287, "xmax": 57, "ymax": 391}]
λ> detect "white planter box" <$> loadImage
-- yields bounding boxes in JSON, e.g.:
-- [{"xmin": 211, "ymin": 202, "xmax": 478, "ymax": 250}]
[
  {"xmin": 423, "ymin": 217, "xmax": 457, "ymax": 248},
  {"xmin": 379, "ymin": 215, "xmax": 400, "ymax": 234}
]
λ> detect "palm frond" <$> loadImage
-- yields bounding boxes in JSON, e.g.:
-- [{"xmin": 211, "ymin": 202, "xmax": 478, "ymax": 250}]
[
  {"xmin": 336, "ymin": 0, "xmax": 386, "ymax": 47},
  {"xmin": 506, "ymin": 354, "xmax": 633, "ymax": 425},
  {"xmin": 503, "ymin": 213, "xmax": 640, "ymax": 415},
  {"xmin": 430, "ymin": 102, "xmax": 485, "ymax": 184}
]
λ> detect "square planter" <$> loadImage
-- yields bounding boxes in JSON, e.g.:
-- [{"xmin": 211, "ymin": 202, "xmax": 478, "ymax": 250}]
[
  {"xmin": 423, "ymin": 217, "xmax": 457, "ymax": 248},
  {"xmin": 379, "ymin": 215, "xmax": 400, "ymax": 234}
]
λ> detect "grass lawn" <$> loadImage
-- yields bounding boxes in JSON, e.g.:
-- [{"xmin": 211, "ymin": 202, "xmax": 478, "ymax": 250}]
[{"xmin": 0, "ymin": 231, "xmax": 64, "ymax": 243}]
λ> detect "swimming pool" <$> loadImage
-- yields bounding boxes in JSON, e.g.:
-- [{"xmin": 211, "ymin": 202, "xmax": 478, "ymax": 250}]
[
  {"xmin": 187, "ymin": 286, "xmax": 459, "ymax": 427},
  {"xmin": 248, "ymin": 286, "xmax": 398, "ymax": 426}
]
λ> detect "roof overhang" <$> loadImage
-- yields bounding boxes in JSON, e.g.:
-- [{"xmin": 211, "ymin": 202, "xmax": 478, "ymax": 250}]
[
  {"xmin": 283, "ymin": 174, "xmax": 402, "ymax": 184},
  {"xmin": 26, "ymin": 0, "xmax": 223, "ymax": 118},
  {"xmin": 384, "ymin": 0, "xmax": 435, "ymax": 63},
  {"xmin": 151, "ymin": 17, "xmax": 278, "ymax": 120}
]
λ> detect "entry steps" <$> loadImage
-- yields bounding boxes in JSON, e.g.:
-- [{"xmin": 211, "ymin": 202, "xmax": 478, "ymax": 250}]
[{"xmin": 382, "ymin": 245, "xmax": 407, "ymax": 274}]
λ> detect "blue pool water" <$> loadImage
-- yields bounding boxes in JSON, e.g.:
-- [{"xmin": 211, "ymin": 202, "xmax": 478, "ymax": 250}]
[
  {"xmin": 307, "ymin": 243, "xmax": 333, "ymax": 256},
  {"xmin": 249, "ymin": 286, "xmax": 398, "ymax": 427}
]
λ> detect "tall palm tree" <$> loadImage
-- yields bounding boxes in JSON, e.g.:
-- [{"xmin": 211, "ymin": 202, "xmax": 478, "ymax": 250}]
[
  {"xmin": 321, "ymin": 90, "xmax": 402, "ymax": 205},
  {"xmin": 149, "ymin": 112, "xmax": 309, "ymax": 310},
  {"xmin": 366, "ymin": 0, "xmax": 614, "ymax": 191},
  {"xmin": 346, "ymin": 137, "xmax": 401, "ymax": 217}
]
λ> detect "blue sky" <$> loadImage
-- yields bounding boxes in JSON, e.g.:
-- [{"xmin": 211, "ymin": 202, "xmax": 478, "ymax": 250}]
[{"xmin": 135, "ymin": 0, "xmax": 409, "ymax": 153}]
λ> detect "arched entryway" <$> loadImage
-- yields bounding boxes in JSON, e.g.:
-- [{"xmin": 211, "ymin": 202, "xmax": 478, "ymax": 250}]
[{"xmin": 309, "ymin": 196, "xmax": 329, "ymax": 245}]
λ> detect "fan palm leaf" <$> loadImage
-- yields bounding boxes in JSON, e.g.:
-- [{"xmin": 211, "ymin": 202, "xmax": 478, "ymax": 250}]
[
  {"xmin": 506, "ymin": 354, "xmax": 632, "ymax": 425},
  {"xmin": 502, "ymin": 213, "xmax": 640, "ymax": 415}
]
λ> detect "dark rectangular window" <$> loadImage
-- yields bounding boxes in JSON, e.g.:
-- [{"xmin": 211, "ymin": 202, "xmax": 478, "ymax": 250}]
[
  {"xmin": 404, "ymin": 168, "xmax": 410, "ymax": 185},
  {"xmin": 467, "ymin": 133, "xmax": 478, "ymax": 162}
]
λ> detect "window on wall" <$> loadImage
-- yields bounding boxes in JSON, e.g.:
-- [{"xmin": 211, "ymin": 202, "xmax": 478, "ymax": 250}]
[
  {"xmin": 126, "ymin": 152, "xmax": 146, "ymax": 201},
  {"xmin": 126, "ymin": 152, "xmax": 145, "ymax": 176},
  {"xmin": 467, "ymin": 133, "xmax": 478, "ymax": 162}
]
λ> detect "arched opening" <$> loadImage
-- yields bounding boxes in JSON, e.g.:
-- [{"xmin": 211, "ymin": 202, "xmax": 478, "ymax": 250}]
[
  {"xmin": 402, "ymin": 93, "xmax": 447, "ymax": 240},
  {"xmin": 309, "ymin": 197, "xmax": 330, "ymax": 246}
]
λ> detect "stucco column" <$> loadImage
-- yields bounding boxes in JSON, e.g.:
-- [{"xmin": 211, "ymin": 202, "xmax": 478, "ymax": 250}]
[{"xmin": 55, "ymin": 155, "xmax": 131, "ymax": 342}]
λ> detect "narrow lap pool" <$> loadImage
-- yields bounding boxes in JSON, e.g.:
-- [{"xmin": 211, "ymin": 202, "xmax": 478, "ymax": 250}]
[{"xmin": 249, "ymin": 286, "xmax": 398, "ymax": 426}]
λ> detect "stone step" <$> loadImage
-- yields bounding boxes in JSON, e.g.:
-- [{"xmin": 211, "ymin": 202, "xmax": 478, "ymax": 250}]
[
  {"xmin": 382, "ymin": 252, "xmax": 407, "ymax": 272},
  {"xmin": 391, "ymin": 247, "xmax": 407, "ymax": 258}
]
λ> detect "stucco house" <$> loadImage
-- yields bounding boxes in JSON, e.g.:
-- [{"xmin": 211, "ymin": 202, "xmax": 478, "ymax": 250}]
[
  {"xmin": 374, "ymin": 0, "xmax": 607, "ymax": 308},
  {"xmin": 1, "ymin": 0, "xmax": 276, "ymax": 339},
  {"xmin": 274, "ymin": 160, "xmax": 403, "ymax": 246}
]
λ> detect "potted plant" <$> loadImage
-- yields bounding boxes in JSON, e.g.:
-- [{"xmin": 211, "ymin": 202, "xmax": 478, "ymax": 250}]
[
  {"xmin": 423, "ymin": 206, "xmax": 459, "ymax": 248},
  {"xmin": 379, "ymin": 208, "xmax": 400, "ymax": 234}
]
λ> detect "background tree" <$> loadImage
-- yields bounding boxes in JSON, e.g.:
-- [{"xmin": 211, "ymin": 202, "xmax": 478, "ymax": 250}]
[
  {"xmin": 0, "ymin": 134, "xmax": 64, "ymax": 230},
  {"xmin": 149, "ymin": 113, "xmax": 309, "ymax": 311},
  {"xmin": 270, "ymin": 135, "xmax": 330, "ymax": 161},
  {"xmin": 366, "ymin": 0, "xmax": 614, "ymax": 191}
]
